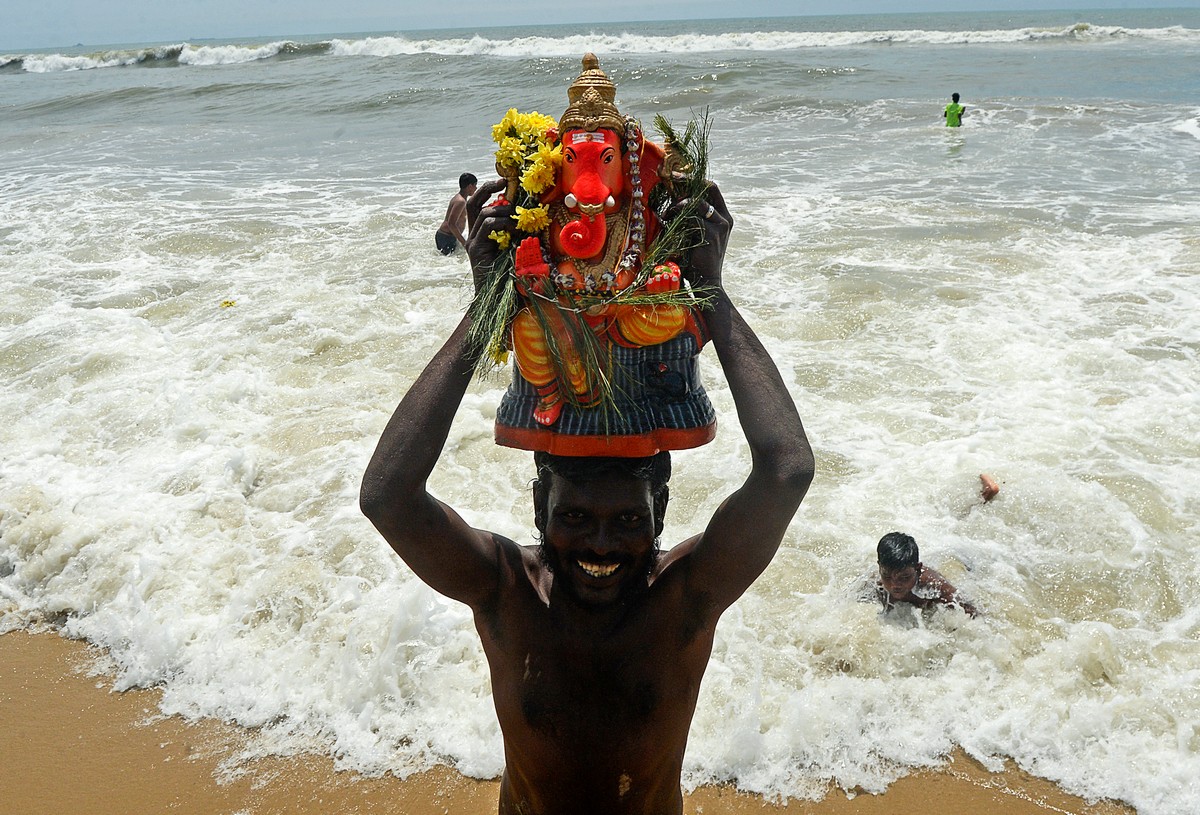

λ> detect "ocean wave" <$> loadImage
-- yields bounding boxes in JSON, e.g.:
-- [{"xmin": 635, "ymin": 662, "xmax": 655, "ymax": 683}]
[
  {"xmin": 178, "ymin": 39, "xmax": 330, "ymax": 66},
  {"xmin": 6, "ymin": 39, "xmax": 330, "ymax": 73},
  {"xmin": 8, "ymin": 22, "xmax": 1198, "ymax": 73},
  {"xmin": 16, "ymin": 44, "xmax": 183, "ymax": 73},
  {"xmin": 331, "ymin": 24, "xmax": 1200, "ymax": 57}
]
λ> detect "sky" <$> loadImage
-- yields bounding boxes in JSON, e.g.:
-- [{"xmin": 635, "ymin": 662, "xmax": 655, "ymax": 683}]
[{"xmin": 2, "ymin": 1, "xmax": 1197, "ymax": 51}]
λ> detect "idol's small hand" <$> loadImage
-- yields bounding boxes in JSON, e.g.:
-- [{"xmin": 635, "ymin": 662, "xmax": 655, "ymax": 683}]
[
  {"xmin": 645, "ymin": 261, "xmax": 682, "ymax": 294},
  {"xmin": 466, "ymin": 179, "xmax": 513, "ymax": 295}
]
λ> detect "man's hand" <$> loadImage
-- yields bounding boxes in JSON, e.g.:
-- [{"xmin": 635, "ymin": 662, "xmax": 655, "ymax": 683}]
[
  {"xmin": 664, "ymin": 182, "xmax": 733, "ymax": 291},
  {"xmin": 687, "ymin": 184, "xmax": 732, "ymax": 291},
  {"xmin": 466, "ymin": 179, "xmax": 512, "ymax": 295}
]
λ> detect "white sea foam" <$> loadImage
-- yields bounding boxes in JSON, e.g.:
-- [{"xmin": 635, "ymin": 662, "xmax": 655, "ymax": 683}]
[
  {"xmin": 14, "ymin": 21, "xmax": 1200, "ymax": 72},
  {"xmin": 178, "ymin": 41, "xmax": 290, "ymax": 66},
  {"xmin": 1173, "ymin": 113, "xmax": 1200, "ymax": 142}
]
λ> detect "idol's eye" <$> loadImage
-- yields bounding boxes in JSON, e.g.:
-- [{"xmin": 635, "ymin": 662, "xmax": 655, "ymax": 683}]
[{"xmin": 603, "ymin": 151, "xmax": 615, "ymax": 164}]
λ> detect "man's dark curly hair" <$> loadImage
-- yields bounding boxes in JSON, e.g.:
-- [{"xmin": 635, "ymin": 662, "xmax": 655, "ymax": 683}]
[
  {"xmin": 532, "ymin": 451, "xmax": 671, "ymax": 538},
  {"xmin": 533, "ymin": 451, "xmax": 670, "ymax": 492}
]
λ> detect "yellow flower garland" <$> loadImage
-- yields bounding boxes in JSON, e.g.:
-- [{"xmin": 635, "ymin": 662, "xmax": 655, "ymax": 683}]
[
  {"xmin": 515, "ymin": 204, "xmax": 550, "ymax": 234},
  {"xmin": 490, "ymin": 109, "xmax": 560, "ymax": 246}
]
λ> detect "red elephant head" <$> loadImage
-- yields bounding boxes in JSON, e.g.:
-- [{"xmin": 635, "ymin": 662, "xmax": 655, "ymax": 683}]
[
  {"xmin": 556, "ymin": 128, "xmax": 625, "ymax": 259},
  {"xmin": 540, "ymin": 53, "xmax": 667, "ymax": 283}
]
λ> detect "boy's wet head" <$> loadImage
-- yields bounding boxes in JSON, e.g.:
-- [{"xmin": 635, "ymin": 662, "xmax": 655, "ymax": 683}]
[
  {"xmin": 877, "ymin": 531, "xmax": 920, "ymax": 601},
  {"xmin": 876, "ymin": 531, "xmax": 918, "ymax": 570}
]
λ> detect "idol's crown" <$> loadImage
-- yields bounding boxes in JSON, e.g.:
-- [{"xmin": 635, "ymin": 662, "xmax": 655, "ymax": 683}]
[{"xmin": 560, "ymin": 52, "xmax": 624, "ymax": 133}]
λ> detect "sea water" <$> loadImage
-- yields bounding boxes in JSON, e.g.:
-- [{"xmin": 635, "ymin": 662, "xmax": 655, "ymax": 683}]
[{"xmin": 2, "ymin": 9, "xmax": 1199, "ymax": 814}]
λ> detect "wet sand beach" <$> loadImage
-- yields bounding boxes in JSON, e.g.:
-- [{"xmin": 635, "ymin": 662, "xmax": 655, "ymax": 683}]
[{"xmin": 1, "ymin": 630, "xmax": 1135, "ymax": 815}]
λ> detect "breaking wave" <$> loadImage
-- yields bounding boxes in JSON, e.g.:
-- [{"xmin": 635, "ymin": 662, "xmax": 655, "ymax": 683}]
[{"xmin": 5, "ymin": 22, "xmax": 1198, "ymax": 73}]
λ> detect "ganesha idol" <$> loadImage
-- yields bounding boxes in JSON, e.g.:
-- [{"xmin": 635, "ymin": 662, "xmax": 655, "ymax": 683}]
[{"xmin": 491, "ymin": 53, "xmax": 715, "ymax": 458}]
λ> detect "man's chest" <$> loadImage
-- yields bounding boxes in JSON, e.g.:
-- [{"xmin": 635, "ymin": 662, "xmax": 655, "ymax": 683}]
[
  {"xmin": 514, "ymin": 642, "xmax": 666, "ymax": 735},
  {"xmin": 480, "ymin": 604, "xmax": 712, "ymax": 742}
]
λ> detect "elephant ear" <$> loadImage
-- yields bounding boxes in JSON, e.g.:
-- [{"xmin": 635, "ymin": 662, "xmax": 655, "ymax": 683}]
[
  {"xmin": 635, "ymin": 139, "xmax": 666, "ymax": 201},
  {"xmin": 635, "ymin": 140, "xmax": 667, "ymax": 246}
]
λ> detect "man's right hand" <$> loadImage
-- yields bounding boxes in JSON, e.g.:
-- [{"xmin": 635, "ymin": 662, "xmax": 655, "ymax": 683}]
[{"xmin": 466, "ymin": 179, "xmax": 512, "ymax": 294}]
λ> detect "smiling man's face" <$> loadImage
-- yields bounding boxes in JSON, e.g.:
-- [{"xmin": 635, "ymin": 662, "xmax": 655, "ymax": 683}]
[{"xmin": 537, "ymin": 469, "xmax": 661, "ymax": 607}]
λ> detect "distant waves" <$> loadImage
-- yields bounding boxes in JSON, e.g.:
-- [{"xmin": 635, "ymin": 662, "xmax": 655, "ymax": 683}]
[
  {"xmin": 5, "ymin": 21, "xmax": 1200, "ymax": 73},
  {"xmin": 5, "ymin": 40, "xmax": 333, "ymax": 73}
]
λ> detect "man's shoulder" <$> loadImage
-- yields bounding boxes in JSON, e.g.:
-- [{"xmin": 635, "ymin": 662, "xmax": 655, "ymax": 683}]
[
  {"xmin": 495, "ymin": 537, "xmax": 552, "ymax": 595},
  {"xmin": 650, "ymin": 535, "xmax": 703, "ymax": 582},
  {"xmin": 916, "ymin": 566, "xmax": 959, "ymax": 600},
  {"xmin": 489, "ymin": 534, "xmax": 539, "ymax": 566}
]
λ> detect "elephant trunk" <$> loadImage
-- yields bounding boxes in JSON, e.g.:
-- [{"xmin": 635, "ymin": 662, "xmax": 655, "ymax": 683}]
[{"xmin": 559, "ymin": 213, "xmax": 607, "ymax": 259}]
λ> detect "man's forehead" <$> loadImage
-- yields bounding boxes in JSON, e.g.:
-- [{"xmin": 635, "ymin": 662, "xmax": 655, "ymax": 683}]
[{"xmin": 546, "ymin": 470, "xmax": 653, "ymax": 506}]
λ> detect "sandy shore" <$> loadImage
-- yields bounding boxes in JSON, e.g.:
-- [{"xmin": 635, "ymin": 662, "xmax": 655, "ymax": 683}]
[{"xmin": 1, "ymin": 629, "xmax": 1135, "ymax": 815}]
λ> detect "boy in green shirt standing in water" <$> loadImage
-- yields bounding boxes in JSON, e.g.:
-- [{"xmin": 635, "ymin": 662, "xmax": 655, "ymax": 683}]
[{"xmin": 944, "ymin": 92, "xmax": 966, "ymax": 127}]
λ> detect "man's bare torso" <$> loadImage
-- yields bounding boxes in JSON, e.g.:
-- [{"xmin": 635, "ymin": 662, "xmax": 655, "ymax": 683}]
[{"xmin": 476, "ymin": 538, "xmax": 716, "ymax": 815}]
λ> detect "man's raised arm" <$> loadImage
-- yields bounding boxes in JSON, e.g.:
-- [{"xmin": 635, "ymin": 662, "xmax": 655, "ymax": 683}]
[
  {"xmin": 360, "ymin": 180, "xmax": 510, "ymax": 606},
  {"xmin": 679, "ymin": 184, "xmax": 815, "ymax": 609}
]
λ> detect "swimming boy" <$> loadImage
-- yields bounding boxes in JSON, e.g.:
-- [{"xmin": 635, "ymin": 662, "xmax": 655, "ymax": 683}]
[
  {"xmin": 361, "ymin": 179, "xmax": 815, "ymax": 814},
  {"xmin": 874, "ymin": 531, "xmax": 978, "ymax": 617},
  {"xmin": 435, "ymin": 172, "xmax": 477, "ymax": 255}
]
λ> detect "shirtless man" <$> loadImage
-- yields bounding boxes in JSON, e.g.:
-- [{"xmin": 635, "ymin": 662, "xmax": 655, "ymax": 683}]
[
  {"xmin": 360, "ymin": 178, "xmax": 814, "ymax": 814},
  {"xmin": 435, "ymin": 172, "xmax": 477, "ymax": 255},
  {"xmin": 874, "ymin": 531, "xmax": 978, "ymax": 617}
]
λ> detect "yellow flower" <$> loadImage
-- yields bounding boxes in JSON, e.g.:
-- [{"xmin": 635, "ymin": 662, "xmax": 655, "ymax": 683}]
[
  {"xmin": 492, "ymin": 108, "xmax": 518, "ymax": 144},
  {"xmin": 520, "ymin": 157, "xmax": 557, "ymax": 195},
  {"xmin": 495, "ymin": 136, "xmax": 525, "ymax": 170},
  {"xmin": 533, "ymin": 140, "xmax": 562, "ymax": 167},
  {"xmin": 513, "ymin": 111, "xmax": 557, "ymax": 144},
  {"xmin": 488, "ymin": 229, "xmax": 511, "ymax": 250},
  {"xmin": 493, "ymin": 109, "xmax": 557, "ymax": 148},
  {"xmin": 515, "ymin": 204, "xmax": 550, "ymax": 234}
]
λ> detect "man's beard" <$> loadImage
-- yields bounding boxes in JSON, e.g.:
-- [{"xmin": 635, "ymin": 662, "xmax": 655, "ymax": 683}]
[{"xmin": 536, "ymin": 535, "xmax": 662, "ymax": 581}]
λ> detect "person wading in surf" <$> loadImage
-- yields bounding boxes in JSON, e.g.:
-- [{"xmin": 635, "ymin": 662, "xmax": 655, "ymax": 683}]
[
  {"xmin": 435, "ymin": 172, "xmax": 478, "ymax": 255},
  {"xmin": 873, "ymin": 531, "xmax": 979, "ymax": 617},
  {"xmin": 361, "ymin": 176, "xmax": 815, "ymax": 815},
  {"xmin": 944, "ymin": 91, "xmax": 967, "ymax": 127}
]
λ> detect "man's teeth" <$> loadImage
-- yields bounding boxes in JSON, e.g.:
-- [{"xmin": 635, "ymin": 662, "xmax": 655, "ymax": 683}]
[{"xmin": 579, "ymin": 561, "xmax": 619, "ymax": 578}]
